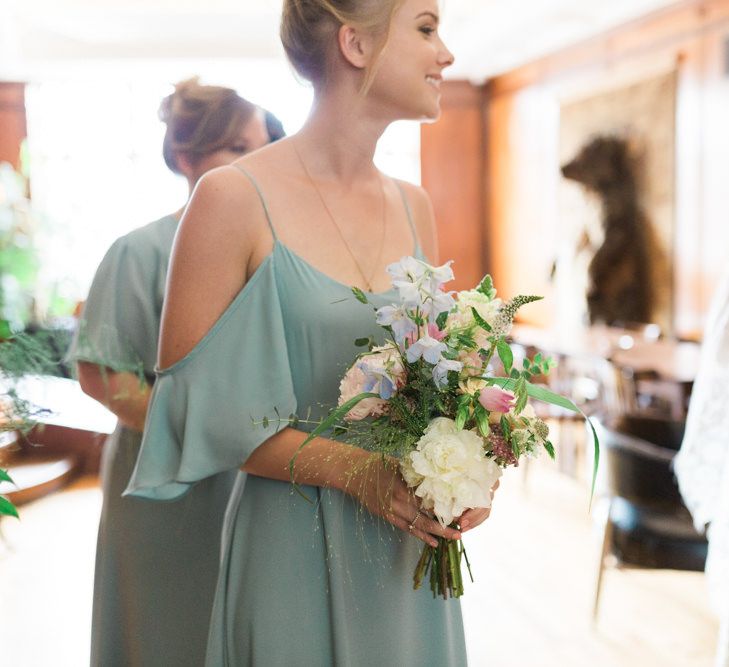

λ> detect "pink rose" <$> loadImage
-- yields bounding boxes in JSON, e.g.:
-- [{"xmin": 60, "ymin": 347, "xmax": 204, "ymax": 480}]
[
  {"xmin": 478, "ymin": 386, "xmax": 515, "ymax": 413},
  {"xmin": 338, "ymin": 364, "xmax": 388, "ymax": 421}
]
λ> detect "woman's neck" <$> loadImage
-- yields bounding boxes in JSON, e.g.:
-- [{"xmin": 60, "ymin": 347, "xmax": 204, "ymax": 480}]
[{"xmin": 296, "ymin": 86, "xmax": 391, "ymax": 186}]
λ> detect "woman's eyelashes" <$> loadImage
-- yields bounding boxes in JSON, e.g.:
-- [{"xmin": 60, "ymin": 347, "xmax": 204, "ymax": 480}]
[
  {"xmin": 419, "ymin": 25, "xmax": 436, "ymax": 37},
  {"xmin": 230, "ymin": 145, "xmax": 249, "ymax": 154}
]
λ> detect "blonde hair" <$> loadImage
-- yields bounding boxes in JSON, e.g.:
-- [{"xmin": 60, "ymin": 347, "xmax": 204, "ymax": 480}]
[
  {"xmin": 280, "ymin": 0, "xmax": 403, "ymax": 92},
  {"xmin": 159, "ymin": 78, "xmax": 257, "ymax": 174}
]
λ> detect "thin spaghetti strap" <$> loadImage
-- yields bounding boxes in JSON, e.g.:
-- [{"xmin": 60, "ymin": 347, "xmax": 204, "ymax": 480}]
[
  {"xmin": 230, "ymin": 164, "xmax": 278, "ymax": 242},
  {"xmin": 393, "ymin": 180, "xmax": 421, "ymax": 252}
]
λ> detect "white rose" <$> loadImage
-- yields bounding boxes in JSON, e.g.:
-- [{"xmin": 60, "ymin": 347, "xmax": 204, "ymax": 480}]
[{"xmin": 400, "ymin": 417, "xmax": 502, "ymax": 526}]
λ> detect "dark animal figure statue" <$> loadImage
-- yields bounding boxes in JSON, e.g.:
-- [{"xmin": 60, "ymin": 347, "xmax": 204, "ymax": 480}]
[{"xmin": 561, "ymin": 136, "xmax": 654, "ymax": 326}]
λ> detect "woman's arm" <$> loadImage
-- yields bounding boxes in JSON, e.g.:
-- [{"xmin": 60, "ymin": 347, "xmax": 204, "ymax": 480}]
[
  {"xmin": 77, "ymin": 361, "xmax": 151, "ymax": 432},
  {"xmin": 242, "ymin": 428, "xmax": 461, "ymax": 547}
]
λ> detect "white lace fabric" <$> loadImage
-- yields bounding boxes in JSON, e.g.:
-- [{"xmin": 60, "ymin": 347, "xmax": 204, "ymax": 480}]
[{"xmin": 674, "ymin": 271, "xmax": 729, "ymax": 660}]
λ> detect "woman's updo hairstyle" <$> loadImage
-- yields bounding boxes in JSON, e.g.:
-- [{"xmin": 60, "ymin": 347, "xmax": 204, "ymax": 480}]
[
  {"xmin": 159, "ymin": 77, "xmax": 257, "ymax": 174},
  {"xmin": 280, "ymin": 0, "xmax": 402, "ymax": 91}
]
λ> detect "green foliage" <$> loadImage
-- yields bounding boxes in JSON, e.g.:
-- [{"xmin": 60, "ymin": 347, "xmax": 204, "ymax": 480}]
[
  {"xmin": 470, "ymin": 307, "xmax": 492, "ymax": 333},
  {"xmin": 476, "ymin": 274, "xmax": 497, "ymax": 300},
  {"xmin": 496, "ymin": 339, "xmax": 513, "ymax": 374},
  {"xmin": 0, "ymin": 160, "xmax": 41, "ymax": 332},
  {"xmin": 473, "ymin": 402, "xmax": 490, "ymax": 437},
  {"xmin": 351, "ymin": 287, "xmax": 369, "ymax": 304},
  {"xmin": 0, "ymin": 470, "xmax": 18, "ymax": 518}
]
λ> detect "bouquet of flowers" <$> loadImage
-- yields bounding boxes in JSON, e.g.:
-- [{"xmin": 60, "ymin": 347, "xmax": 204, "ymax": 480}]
[{"xmin": 293, "ymin": 257, "xmax": 599, "ymax": 599}]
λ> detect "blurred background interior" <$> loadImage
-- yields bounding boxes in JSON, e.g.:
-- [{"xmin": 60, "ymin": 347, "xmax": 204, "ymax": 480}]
[{"xmin": 1, "ymin": 0, "xmax": 728, "ymax": 665}]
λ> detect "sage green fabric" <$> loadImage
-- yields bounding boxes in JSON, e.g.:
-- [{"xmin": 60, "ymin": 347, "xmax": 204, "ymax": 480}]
[
  {"xmin": 71, "ymin": 215, "xmax": 236, "ymax": 667},
  {"xmin": 126, "ymin": 175, "xmax": 467, "ymax": 666}
]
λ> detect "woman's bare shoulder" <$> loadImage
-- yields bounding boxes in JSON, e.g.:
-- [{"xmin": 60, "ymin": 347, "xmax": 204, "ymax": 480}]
[{"xmin": 158, "ymin": 164, "xmax": 275, "ymax": 369}]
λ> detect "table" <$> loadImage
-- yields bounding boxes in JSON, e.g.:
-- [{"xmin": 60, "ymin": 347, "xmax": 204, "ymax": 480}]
[{"xmin": 511, "ymin": 324, "xmax": 701, "ymax": 421}]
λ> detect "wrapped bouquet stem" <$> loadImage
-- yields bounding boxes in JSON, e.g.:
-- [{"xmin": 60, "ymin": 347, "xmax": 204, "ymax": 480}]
[{"xmin": 290, "ymin": 257, "xmax": 599, "ymax": 599}]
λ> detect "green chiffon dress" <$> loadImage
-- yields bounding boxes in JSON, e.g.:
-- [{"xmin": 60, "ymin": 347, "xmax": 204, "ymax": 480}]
[
  {"xmin": 71, "ymin": 215, "xmax": 236, "ymax": 667},
  {"xmin": 126, "ymin": 169, "xmax": 467, "ymax": 666}
]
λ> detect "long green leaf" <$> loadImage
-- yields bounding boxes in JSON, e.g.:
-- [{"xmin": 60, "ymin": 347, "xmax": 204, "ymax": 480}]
[
  {"xmin": 0, "ymin": 496, "xmax": 19, "ymax": 518},
  {"xmin": 496, "ymin": 340, "xmax": 513, "ymax": 374},
  {"xmin": 486, "ymin": 377, "xmax": 600, "ymax": 507},
  {"xmin": 288, "ymin": 392, "xmax": 380, "ymax": 501},
  {"xmin": 0, "ymin": 469, "xmax": 13, "ymax": 484},
  {"xmin": 470, "ymin": 307, "xmax": 492, "ymax": 333},
  {"xmin": 474, "ymin": 403, "xmax": 490, "ymax": 437}
]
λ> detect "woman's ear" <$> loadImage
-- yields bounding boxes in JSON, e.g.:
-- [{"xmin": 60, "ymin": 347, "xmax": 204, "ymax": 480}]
[{"xmin": 337, "ymin": 23, "xmax": 374, "ymax": 70}]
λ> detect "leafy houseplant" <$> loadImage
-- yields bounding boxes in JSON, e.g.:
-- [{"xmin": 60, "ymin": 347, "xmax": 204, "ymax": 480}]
[{"xmin": 0, "ymin": 158, "xmax": 40, "ymax": 339}]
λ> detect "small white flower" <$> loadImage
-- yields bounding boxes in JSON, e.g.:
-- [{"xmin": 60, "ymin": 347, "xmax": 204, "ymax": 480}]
[
  {"xmin": 393, "ymin": 280, "xmax": 424, "ymax": 308},
  {"xmin": 375, "ymin": 304, "xmax": 417, "ymax": 342},
  {"xmin": 429, "ymin": 260, "xmax": 455, "ymax": 285},
  {"xmin": 406, "ymin": 335, "xmax": 447, "ymax": 364},
  {"xmin": 432, "ymin": 357, "xmax": 462, "ymax": 388},
  {"xmin": 387, "ymin": 256, "xmax": 427, "ymax": 284}
]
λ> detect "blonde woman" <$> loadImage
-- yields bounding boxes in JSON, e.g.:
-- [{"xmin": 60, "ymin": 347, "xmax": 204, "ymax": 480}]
[
  {"xmin": 129, "ymin": 2, "xmax": 493, "ymax": 664},
  {"xmin": 73, "ymin": 79, "xmax": 276, "ymax": 666}
]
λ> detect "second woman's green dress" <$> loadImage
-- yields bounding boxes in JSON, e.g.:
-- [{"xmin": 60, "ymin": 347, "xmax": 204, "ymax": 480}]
[
  {"xmin": 127, "ymin": 172, "xmax": 467, "ymax": 666},
  {"xmin": 72, "ymin": 215, "xmax": 236, "ymax": 666}
]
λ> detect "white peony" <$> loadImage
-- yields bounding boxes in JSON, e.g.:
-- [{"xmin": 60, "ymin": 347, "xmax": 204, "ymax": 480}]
[{"xmin": 400, "ymin": 417, "xmax": 502, "ymax": 526}]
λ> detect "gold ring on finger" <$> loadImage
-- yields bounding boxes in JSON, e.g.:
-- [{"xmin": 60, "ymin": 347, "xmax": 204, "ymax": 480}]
[{"xmin": 408, "ymin": 509, "xmax": 422, "ymax": 532}]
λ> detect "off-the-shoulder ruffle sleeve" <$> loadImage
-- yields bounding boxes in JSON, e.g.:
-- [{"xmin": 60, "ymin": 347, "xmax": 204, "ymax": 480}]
[
  {"xmin": 69, "ymin": 235, "xmax": 161, "ymax": 373},
  {"xmin": 124, "ymin": 258, "xmax": 297, "ymax": 501}
]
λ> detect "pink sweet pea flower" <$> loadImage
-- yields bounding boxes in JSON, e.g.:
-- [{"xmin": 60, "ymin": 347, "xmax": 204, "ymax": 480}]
[{"xmin": 478, "ymin": 386, "xmax": 515, "ymax": 413}]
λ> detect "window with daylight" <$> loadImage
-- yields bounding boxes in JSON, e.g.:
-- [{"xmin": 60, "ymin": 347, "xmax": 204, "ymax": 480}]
[{"xmin": 25, "ymin": 61, "xmax": 421, "ymax": 313}]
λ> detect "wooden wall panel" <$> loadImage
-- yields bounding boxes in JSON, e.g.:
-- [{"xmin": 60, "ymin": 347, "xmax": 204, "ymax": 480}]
[
  {"xmin": 421, "ymin": 81, "xmax": 487, "ymax": 291},
  {"xmin": 0, "ymin": 82, "xmax": 27, "ymax": 170},
  {"xmin": 484, "ymin": 0, "xmax": 729, "ymax": 338}
]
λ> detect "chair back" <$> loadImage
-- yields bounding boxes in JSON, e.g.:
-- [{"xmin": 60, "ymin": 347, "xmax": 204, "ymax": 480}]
[{"xmin": 594, "ymin": 416, "xmax": 689, "ymax": 515}]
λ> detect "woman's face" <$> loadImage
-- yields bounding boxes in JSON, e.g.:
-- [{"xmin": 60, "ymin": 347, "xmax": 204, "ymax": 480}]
[
  {"xmin": 190, "ymin": 108, "xmax": 271, "ymax": 179},
  {"xmin": 368, "ymin": 0, "xmax": 454, "ymax": 121}
]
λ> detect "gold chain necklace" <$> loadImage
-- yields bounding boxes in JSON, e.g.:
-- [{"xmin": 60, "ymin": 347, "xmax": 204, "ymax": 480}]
[{"xmin": 292, "ymin": 139, "xmax": 387, "ymax": 293}]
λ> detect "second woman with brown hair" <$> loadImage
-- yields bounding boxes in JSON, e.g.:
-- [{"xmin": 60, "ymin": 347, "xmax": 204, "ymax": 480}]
[{"xmin": 73, "ymin": 78, "xmax": 278, "ymax": 666}]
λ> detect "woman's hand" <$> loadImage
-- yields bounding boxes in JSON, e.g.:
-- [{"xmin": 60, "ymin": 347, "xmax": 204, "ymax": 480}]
[
  {"xmin": 344, "ymin": 455, "xmax": 461, "ymax": 548},
  {"xmin": 77, "ymin": 362, "xmax": 151, "ymax": 432},
  {"xmin": 458, "ymin": 479, "xmax": 500, "ymax": 532}
]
